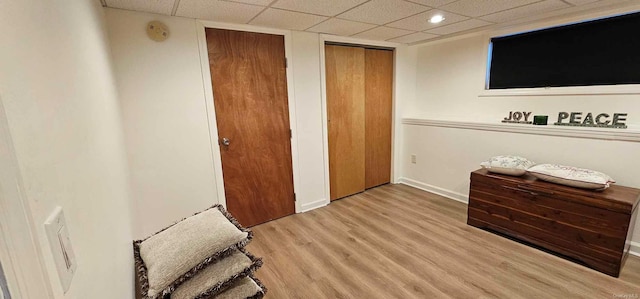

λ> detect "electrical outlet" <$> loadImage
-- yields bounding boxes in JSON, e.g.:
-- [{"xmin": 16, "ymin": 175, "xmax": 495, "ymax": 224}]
[
  {"xmin": 44, "ymin": 207, "xmax": 77, "ymax": 293},
  {"xmin": 411, "ymin": 154, "xmax": 417, "ymax": 164}
]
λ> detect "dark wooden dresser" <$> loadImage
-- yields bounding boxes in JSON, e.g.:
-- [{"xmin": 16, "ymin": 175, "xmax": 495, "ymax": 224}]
[{"xmin": 468, "ymin": 168, "xmax": 639, "ymax": 277}]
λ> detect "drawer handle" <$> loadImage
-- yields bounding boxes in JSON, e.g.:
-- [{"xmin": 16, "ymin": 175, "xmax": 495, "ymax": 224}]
[
  {"xmin": 516, "ymin": 184, "xmax": 555, "ymax": 196},
  {"xmin": 501, "ymin": 185, "xmax": 538, "ymax": 196}
]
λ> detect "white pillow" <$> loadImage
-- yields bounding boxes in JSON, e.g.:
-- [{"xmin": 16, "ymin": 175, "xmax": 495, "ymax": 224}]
[
  {"xmin": 216, "ymin": 275, "xmax": 266, "ymax": 299},
  {"xmin": 480, "ymin": 155, "xmax": 535, "ymax": 176},
  {"xmin": 527, "ymin": 164, "xmax": 615, "ymax": 190},
  {"xmin": 171, "ymin": 249, "xmax": 262, "ymax": 299},
  {"xmin": 134, "ymin": 205, "xmax": 252, "ymax": 299}
]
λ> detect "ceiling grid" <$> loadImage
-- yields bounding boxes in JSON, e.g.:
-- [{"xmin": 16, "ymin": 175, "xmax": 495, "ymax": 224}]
[{"xmin": 103, "ymin": 0, "xmax": 634, "ymax": 44}]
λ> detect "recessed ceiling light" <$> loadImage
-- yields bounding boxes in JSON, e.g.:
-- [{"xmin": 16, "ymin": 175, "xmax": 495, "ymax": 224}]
[{"xmin": 429, "ymin": 15, "xmax": 445, "ymax": 24}]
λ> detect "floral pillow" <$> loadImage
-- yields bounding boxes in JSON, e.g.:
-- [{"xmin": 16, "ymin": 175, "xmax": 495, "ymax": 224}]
[
  {"xmin": 527, "ymin": 164, "xmax": 615, "ymax": 190},
  {"xmin": 480, "ymin": 155, "xmax": 536, "ymax": 176}
]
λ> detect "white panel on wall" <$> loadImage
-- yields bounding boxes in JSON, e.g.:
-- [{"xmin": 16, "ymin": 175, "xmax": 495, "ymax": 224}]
[
  {"xmin": 106, "ymin": 9, "xmax": 219, "ymax": 238},
  {"xmin": 1, "ymin": 1, "xmax": 134, "ymax": 298},
  {"xmin": 290, "ymin": 31, "xmax": 329, "ymax": 211}
]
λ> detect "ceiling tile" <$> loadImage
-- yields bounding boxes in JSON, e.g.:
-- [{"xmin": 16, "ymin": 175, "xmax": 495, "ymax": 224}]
[
  {"xmin": 480, "ymin": 0, "xmax": 570, "ymax": 23},
  {"xmin": 105, "ymin": 0, "xmax": 175, "ymax": 15},
  {"xmin": 307, "ymin": 18, "xmax": 377, "ymax": 36},
  {"xmin": 387, "ymin": 32, "xmax": 440, "ymax": 43},
  {"xmin": 272, "ymin": 0, "xmax": 368, "ymax": 17},
  {"xmin": 439, "ymin": 0, "xmax": 540, "ymax": 17},
  {"xmin": 387, "ymin": 10, "xmax": 469, "ymax": 31},
  {"xmin": 352, "ymin": 26, "xmax": 414, "ymax": 41},
  {"xmin": 563, "ymin": 0, "xmax": 600, "ymax": 4},
  {"xmin": 425, "ymin": 18, "xmax": 492, "ymax": 35},
  {"xmin": 405, "ymin": 0, "xmax": 458, "ymax": 8},
  {"xmin": 225, "ymin": 0, "xmax": 274, "ymax": 6},
  {"xmin": 250, "ymin": 8, "xmax": 328, "ymax": 30},
  {"xmin": 337, "ymin": 0, "xmax": 430, "ymax": 25},
  {"xmin": 176, "ymin": 0, "xmax": 264, "ymax": 23}
]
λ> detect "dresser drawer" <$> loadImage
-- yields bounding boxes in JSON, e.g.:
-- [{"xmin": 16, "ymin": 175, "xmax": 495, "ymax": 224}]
[
  {"xmin": 468, "ymin": 197, "xmax": 622, "ymax": 260},
  {"xmin": 470, "ymin": 181, "xmax": 630, "ymax": 237},
  {"xmin": 472, "ymin": 169, "xmax": 636, "ymax": 214},
  {"xmin": 467, "ymin": 213, "xmax": 622, "ymax": 277},
  {"xmin": 467, "ymin": 169, "xmax": 640, "ymax": 277}
]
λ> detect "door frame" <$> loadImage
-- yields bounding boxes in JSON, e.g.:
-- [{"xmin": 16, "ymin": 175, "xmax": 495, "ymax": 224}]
[
  {"xmin": 318, "ymin": 35, "xmax": 402, "ymax": 201},
  {"xmin": 195, "ymin": 20, "xmax": 302, "ymax": 213},
  {"xmin": 0, "ymin": 97, "xmax": 53, "ymax": 299}
]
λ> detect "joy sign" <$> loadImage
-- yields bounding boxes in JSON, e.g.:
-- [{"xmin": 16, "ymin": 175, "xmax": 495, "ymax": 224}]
[{"xmin": 502, "ymin": 111, "xmax": 533, "ymax": 124}]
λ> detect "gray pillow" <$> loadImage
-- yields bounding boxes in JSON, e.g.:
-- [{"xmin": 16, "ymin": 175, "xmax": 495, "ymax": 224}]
[
  {"xmin": 215, "ymin": 275, "xmax": 266, "ymax": 299},
  {"xmin": 133, "ymin": 205, "xmax": 252, "ymax": 299},
  {"xmin": 170, "ymin": 249, "xmax": 262, "ymax": 299}
]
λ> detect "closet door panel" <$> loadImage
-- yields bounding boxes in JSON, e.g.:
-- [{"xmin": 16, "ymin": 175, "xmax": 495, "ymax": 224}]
[
  {"xmin": 325, "ymin": 45, "xmax": 366, "ymax": 201},
  {"xmin": 364, "ymin": 49, "xmax": 393, "ymax": 189}
]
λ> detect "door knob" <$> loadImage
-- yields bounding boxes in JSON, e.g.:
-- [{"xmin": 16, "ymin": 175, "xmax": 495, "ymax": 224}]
[{"xmin": 220, "ymin": 137, "xmax": 230, "ymax": 146}]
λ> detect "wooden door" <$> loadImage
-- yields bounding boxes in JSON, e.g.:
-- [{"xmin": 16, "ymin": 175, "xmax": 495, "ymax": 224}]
[
  {"xmin": 325, "ymin": 45, "xmax": 366, "ymax": 201},
  {"xmin": 364, "ymin": 49, "xmax": 393, "ymax": 188},
  {"xmin": 206, "ymin": 28, "xmax": 295, "ymax": 227}
]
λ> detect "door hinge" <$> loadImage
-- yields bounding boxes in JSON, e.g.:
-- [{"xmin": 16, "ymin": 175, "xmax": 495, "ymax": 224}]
[
  {"xmin": 290, "ymin": 129, "xmax": 292, "ymax": 139},
  {"xmin": 293, "ymin": 193, "xmax": 296, "ymax": 201},
  {"xmin": 285, "ymin": 57, "xmax": 288, "ymax": 68}
]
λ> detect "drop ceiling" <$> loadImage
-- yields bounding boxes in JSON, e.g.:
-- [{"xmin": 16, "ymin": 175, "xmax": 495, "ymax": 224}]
[{"xmin": 102, "ymin": 0, "xmax": 638, "ymax": 44}]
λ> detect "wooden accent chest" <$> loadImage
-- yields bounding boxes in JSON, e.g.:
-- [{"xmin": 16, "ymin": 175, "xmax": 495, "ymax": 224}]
[{"xmin": 468, "ymin": 168, "xmax": 640, "ymax": 277}]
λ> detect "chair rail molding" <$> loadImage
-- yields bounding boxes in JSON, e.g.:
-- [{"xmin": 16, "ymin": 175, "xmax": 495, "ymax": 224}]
[{"xmin": 402, "ymin": 118, "xmax": 640, "ymax": 143}]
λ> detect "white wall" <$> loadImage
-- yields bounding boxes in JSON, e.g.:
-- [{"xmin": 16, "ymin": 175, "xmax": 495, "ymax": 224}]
[
  {"xmin": 105, "ymin": 9, "xmax": 414, "ymax": 236},
  {"xmin": 106, "ymin": 9, "xmax": 219, "ymax": 238},
  {"xmin": 0, "ymin": 1, "xmax": 134, "ymax": 298},
  {"xmin": 392, "ymin": 45, "xmax": 418, "ymax": 181},
  {"xmin": 402, "ymin": 31, "xmax": 640, "ymax": 245},
  {"xmin": 290, "ymin": 31, "xmax": 328, "ymax": 212},
  {"xmin": 105, "ymin": 9, "xmax": 332, "ymax": 236},
  {"xmin": 406, "ymin": 34, "xmax": 640, "ymax": 122}
]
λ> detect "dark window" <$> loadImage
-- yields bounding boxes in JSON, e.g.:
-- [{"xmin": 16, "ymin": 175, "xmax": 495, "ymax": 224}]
[{"xmin": 488, "ymin": 11, "xmax": 640, "ymax": 89}]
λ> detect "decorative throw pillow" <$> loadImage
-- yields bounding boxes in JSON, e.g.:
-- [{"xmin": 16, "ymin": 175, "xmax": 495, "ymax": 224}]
[
  {"xmin": 133, "ymin": 205, "xmax": 252, "ymax": 299},
  {"xmin": 216, "ymin": 275, "xmax": 266, "ymax": 299},
  {"xmin": 171, "ymin": 249, "xmax": 262, "ymax": 299},
  {"xmin": 527, "ymin": 164, "xmax": 615, "ymax": 190},
  {"xmin": 480, "ymin": 155, "xmax": 535, "ymax": 176}
]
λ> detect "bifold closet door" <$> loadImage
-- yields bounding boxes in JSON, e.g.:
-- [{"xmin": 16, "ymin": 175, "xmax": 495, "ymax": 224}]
[
  {"xmin": 325, "ymin": 45, "xmax": 366, "ymax": 201},
  {"xmin": 364, "ymin": 49, "xmax": 393, "ymax": 189}
]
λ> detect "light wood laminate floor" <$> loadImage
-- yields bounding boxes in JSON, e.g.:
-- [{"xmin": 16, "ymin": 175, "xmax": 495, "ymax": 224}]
[{"xmin": 246, "ymin": 184, "xmax": 640, "ymax": 298}]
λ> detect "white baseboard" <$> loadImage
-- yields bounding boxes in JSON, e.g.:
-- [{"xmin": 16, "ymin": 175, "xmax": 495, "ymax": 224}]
[
  {"xmin": 299, "ymin": 198, "xmax": 329, "ymax": 213},
  {"xmin": 398, "ymin": 177, "xmax": 469, "ymax": 204},
  {"xmin": 630, "ymin": 241, "xmax": 640, "ymax": 257}
]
